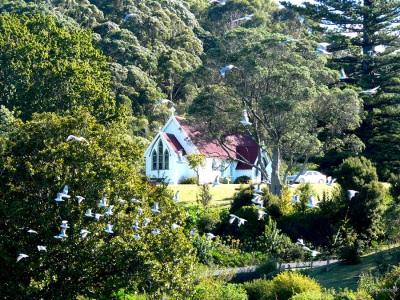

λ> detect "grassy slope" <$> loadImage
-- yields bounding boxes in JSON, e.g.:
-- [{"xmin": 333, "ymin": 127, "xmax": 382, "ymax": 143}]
[
  {"xmin": 309, "ymin": 245, "xmax": 400, "ymax": 291},
  {"xmin": 168, "ymin": 183, "xmax": 335, "ymax": 208}
]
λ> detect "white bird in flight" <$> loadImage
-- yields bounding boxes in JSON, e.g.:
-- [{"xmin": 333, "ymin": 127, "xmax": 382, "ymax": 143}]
[
  {"xmin": 151, "ymin": 228, "xmax": 161, "ymax": 235},
  {"xmin": 348, "ymin": 190, "xmax": 359, "ymax": 199},
  {"xmin": 66, "ymin": 135, "xmax": 89, "ymax": 145},
  {"xmin": 240, "ymin": 109, "xmax": 252, "ymax": 126},
  {"xmin": 94, "ymin": 213, "xmax": 103, "ymax": 221},
  {"xmin": 212, "ymin": 175, "xmax": 220, "ymax": 187},
  {"xmin": 105, "ymin": 205, "xmax": 114, "ymax": 216},
  {"xmin": 37, "ymin": 245, "xmax": 47, "ymax": 252},
  {"xmin": 117, "ymin": 199, "xmax": 126, "ymax": 204},
  {"xmin": 206, "ymin": 233, "xmax": 216, "ymax": 240},
  {"xmin": 137, "ymin": 208, "xmax": 144, "ymax": 215},
  {"xmin": 296, "ymin": 238, "xmax": 305, "ymax": 246},
  {"xmin": 153, "ymin": 99, "xmax": 173, "ymax": 111},
  {"xmin": 17, "ymin": 253, "xmax": 29, "ymax": 262},
  {"xmin": 253, "ymin": 183, "xmax": 263, "ymax": 193},
  {"xmin": 104, "ymin": 224, "xmax": 114, "ymax": 234},
  {"xmin": 190, "ymin": 229, "xmax": 197, "ymax": 235},
  {"xmin": 237, "ymin": 218, "xmax": 247, "ymax": 227},
  {"xmin": 326, "ymin": 176, "xmax": 337, "ymax": 186},
  {"xmin": 310, "ymin": 250, "xmax": 320, "ymax": 257},
  {"xmin": 172, "ymin": 191, "xmax": 180, "ymax": 202},
  {"xmin": 132, "ymin": 221, "xmax": 141, "ymax": 230},
  {"xmin": 171, "ymin": 223, "xmax": 180, "ymax": 229},
  {"xmin": 130, "ymin": 198, "xmax": 141, "ymax": 204},
  {"xmin": 76, "ymin": 196, "xmax": 85, "ymax": 203},
  {"xmin": 258, "ymin": 210, "xmax": 267, "ymax": 220},
  {"xmin": 28, "ymin": 229, "xmax": 38, "ymax": 234},
  {"xmin": 314, "ymin": 42, "xmax": 332, "ymax": 55},
  {"xmin": 232, "ymin": 14, "xmax": 254, "ymax": 23},
  {"xmin": 80, "ymin": 229, "xmax": 90, "ymax": 238},
  {"xmin": 124, "ymin": 13, "xmax": 143, "ymax": 23},
  {"xmin": 359, "ymin": 86, "xmax": 380, "ymax": 95},
  {"xmin": 303, "ymin": 246, "xmax": 311, "ymax": 252},
  {"xmin": 306, "ymin": 195, "xmax": 319, "ymax": 208},
  {"xmin": 340, "ymin": 68, "xmax": 348, "ymax": 80},
  {"xmin": 291, "ymin": 194, "xmax": 300, "ymax": 203},
  {"xmin": 229, "ymin": 214, "xmax": 238, "ymax": 224},
  {"xmin": 60, "ymin": 220, "xmax": 69, "ymax": 229},
  {"xmin": 281, "ymin": 38, "xmax": 300, "ymax": 45},
  {"xmin": 133, "ymin": 233, "xmax": 141, "ymax": 239},
  {"xmin": 99, "ymin": 195, "xmax": 108, "ymax": 207},
  {"xmin": 55, "ymin": 228, "xmax": 68, "ymax": 239},
  {"xmin": 220, "ymin": 64, "xmax": 236, "ymax": 76},
  {"xmin": 85, "ymin": 209, "xmax": 93, "ymax": 218},
  {"xmin": 177, "ymin": 149, "xmax": 187, "ymax": 164},
  {"xmin": 151, "ymin": 202, "xmax": 160, "ymax": 213},
  {"xmin": 144, "ymin": 218, "xmax": 151, "ymax": 227}
]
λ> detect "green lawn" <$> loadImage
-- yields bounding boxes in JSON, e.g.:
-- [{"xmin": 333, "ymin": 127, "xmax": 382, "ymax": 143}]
[
  {"xmin": 168, "ymin": 183, "xmax": 335, "ymax": 208},
  {"xmin": 309, "ymin": 245, "xmax": 400, "ymax": 291}
]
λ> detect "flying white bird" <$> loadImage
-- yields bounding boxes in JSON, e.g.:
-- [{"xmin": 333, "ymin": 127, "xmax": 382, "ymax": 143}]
[
  {"xmin": 37, "ymin": 245, "xmax": 47, "ymax": 252},
  {"xmin": 17, "ymin": 253, "xmax": 28, "ymax": 262},
  {"xmin": 151, "ymin": 228, "xmax": 161, "ymax": 235},
  {"xmin": 229, "ymin": 214, "xmax": 238, "ymax": 224},
  {"xmin": 104, "ymin": 224, "xmax": 114, "ymax": 234},
  {"xmin": 212, "ymin": 175, "xmax": 220, "ymax": 187},
  {"xmin": 105, "ymin": 205, "xmax": 114, "ymax": 216},
  {"xmin": 302, "ymin": 246, "xmax": 311, "ymax": 252},
  {"xmin": 144, "ymin": 218, "xmax": 151, "ymax": 227},
  {"xmin": 306, "ymin": 195, "xmax": 320, "ymax": 208},
  {"xmin": 253, "ymin": 183, "xmax": 263, "ymax": 193},
  {"xmin": 55, "ymin": 193, "xmax": 66, "ymax": 202},
  {"xmin": 151, "ymin": 202, "xmax": 160, "ymax": 213},
  {"xmin": 132, "ymin": 221, "xmax": 141, "ymax": 230},
  {"xmin": 292, "ymin": 194, "xmax": 301, "ymax": 204},
  {"xmin": 240, "ymin": 109, "xmax": 252, "ymax": 126},
  {"xmin": 314, "ymin": 42, "xmax": 332, "ymax": 55},
  {"xmin": 123, "ymin": 13, "xmax": 143, "ymax": 23},
  {"xmin": 130, "ymin": 198, "xmax": 141, "ymax": 204},
  {"xmin": 310, "ymin": 250, "xmax": 320, "ymax": 257},
  {"xmin": 133, "ymin": 233, "xmax": 141, "ymax": 239},
  {"xmin": 220, "ymin": 64, "xmax": 236, "ymax": 76},
  {"xmin": 137, "ymin": 208, "xmax": 144, "ymax": 215},
  {"xmin": 258, "ymin": 210, "xmax": 267, "ymax": 220},
  {"xmin": 296, "ymin": 238, "xmax": 305, "ymax": 246},
  {"xmin": 190, "ymin": 229, "xmax": 197, "ymax": 235},
  {"xmin": 281, "ymin": 38, "xmax": 300, "ymax": 45},
  {"xmin": 359, "ymin": 86, "xmax": 380, "ymax": 95},
  {"xmin": 206, "ymin": 233, "xmax": 216, "ymax": 240},
  {"xmin": 76, "ymin": 196, "xmax": 85, "ymax": 203},
  {"xmin": 348, "ymin": 190, "xmax": 359, "ymax": 199},
  {"xmin": 210, "ymin": 0, "xmax": 226, "ymax": 4},
  {"xmin": 94, "ymin": 213, "xmax": 103, "ymax": 221},
  {"xmin": 85, "ymin": 209, "xmax": 93, "ymax": 218},
  {"xmin": 326, "ymin": 176, "xmax": 337, "ymax": 186},
  {"xmin": 177, "ymin": 149, "xmax": 187, "ymax": 164},
  {"xmin": 66, "ymin": 135, "xmax": 89, "ymax": 145},
  {"xmin": 60, "ymin": 220, "xmax": 70, "ymax": 229},
  {"xmin": 339, "ymin": 68, "xmax": 348, "ymax": 80},
  {"xmin": 80, "ymin": 229, "xmax": 90, "ymax": 238},
  {"xmin": 55, "ymin": 228, "xmax": 68, "ymax": 239},
  {"xmin": 172, "ymin": 191, "xmax": 179, "ymax": 202},
  {"xmin": 171, "ymin": 223, "xmax": 180, "ymax": 229},
  {"xmin": 232, "ymin": 14, "xmax": 254, "ymax": 23},
  {"xmin": 28, "ymin": 229, "xmax": 38, "ymax": 234},
  {"xmin": 117, "ymin": 199, "xmax": 126, "ymax": 204},
  {"xmin": 99, "ymin": 195, "xmax": 108, "ymax": 207},
  {"xmin": 237, "ymin": 218, "xmax": 247, "ymax": 227},
  {"xmin": 153, "ymin": 99, "xmax": 173, "ymax": 111}
]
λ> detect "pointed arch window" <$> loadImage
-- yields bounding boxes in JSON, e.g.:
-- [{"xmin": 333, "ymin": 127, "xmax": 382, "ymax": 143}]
[
  {"xmin": 158, "ymin": 141, "xmax": 163, "ymax": 169},
  {"xmin": 164, "ymin": 149, "xmax": 169, "ymax": 170},
  {"xmin": 152, "ymin": 150, "xmax": 157, "ymax": 170}
]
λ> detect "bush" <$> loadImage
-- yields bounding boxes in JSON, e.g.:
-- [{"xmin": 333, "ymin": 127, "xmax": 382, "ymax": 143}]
[
  {"xmin": 338, "ymin": 245, "xmax": 361, "ymax": 265},
  {"xmin": 243, "ymin": 278, "xmax": 273, "ymax": 300},
  {"xmin": 255, "ymin": 259, "xmax": 278, "ymax": 277},
  {"xmin": 196, "ymin": 184, "xmax": 213, "ymax": 208},
  {"xmin": 180, "ymin": 177, "xmax": 198, "ymax": 184},
  {"xmin": 234, "ymin": 176, "xmax": 251, "ymax": 184},
  {"xmin": 192, "ymin": 278, "xmax": 248, "ymax": 300},
  {"xmin": 198, "ymin": 210, "xmax": 221, "ymax": 232}
]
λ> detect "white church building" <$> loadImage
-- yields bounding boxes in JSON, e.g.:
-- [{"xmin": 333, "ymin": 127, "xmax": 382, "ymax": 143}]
[{"xmin": 144, "ymin": 108, "xmax": 271, "ymax": 184}]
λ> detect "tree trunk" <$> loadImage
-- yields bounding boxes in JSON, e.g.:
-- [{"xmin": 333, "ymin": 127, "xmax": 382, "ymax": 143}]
[{"xmin": 269, "ymin": 147, "xmax": 282, "ymax": 196}]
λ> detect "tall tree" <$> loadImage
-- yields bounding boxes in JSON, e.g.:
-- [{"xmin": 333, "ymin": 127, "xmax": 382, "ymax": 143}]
[
  {"xmin": 0, "ymin": 112, "xmax": 196, "ymax": 299},
  {"xmin": 190, "ymin": 31, "xmax": 362, "ymax": 196},
  {"xmin": 0, "ymin": 13, "xmax": 115, "ymax": 122},
  {"xmin": 281, "ymin": 0, "xmax": 400, "ymax": 179}
]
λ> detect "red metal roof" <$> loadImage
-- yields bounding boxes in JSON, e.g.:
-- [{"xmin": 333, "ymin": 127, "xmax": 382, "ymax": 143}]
[
  {"xmin": 174, "ymin": 116, "xmax": 257, "ymax": 169},
  {"xmin": 161, "ymin": 132, "xmax": 186, "ymax": 155}
]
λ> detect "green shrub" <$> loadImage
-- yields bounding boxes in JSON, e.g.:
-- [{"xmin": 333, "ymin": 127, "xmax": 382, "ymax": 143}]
[
  {"xmin": 255, "ymin": 259, "xmax": 278, "ymax": 277},
  {"xmin": 290, "ymin": 290, "xmax": 332, "ymax": 300},
  {"xmin": 243, "ymin": 278, "xmax": 273, "ymax": 300},
  {"xmin": 196, "ymin": 184, "xmax": 213, "ymax": 208},
  {"xmin": 338, "ymin": 245, "xmax": 361, "ymax": 265},
  {"xmin": 192, "ymin": 236, "xmax": 214, "ymax": 265},
  {"xmin": 198, "ymin": 210, "xmax": 221, "ymax": 232},
  {"xmin": 234, "ymin": 176, "xmax": 251, "ymax": 184},
  {"xmin": 192, "ymin": 278, "xmax": 248, "ymax": 300},
  {"xmin": 180, "ymin": 177, "xmax": 198, "ymax": 184}
]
